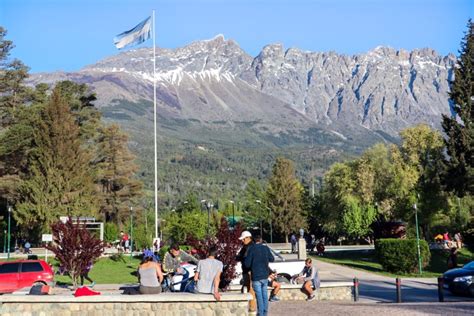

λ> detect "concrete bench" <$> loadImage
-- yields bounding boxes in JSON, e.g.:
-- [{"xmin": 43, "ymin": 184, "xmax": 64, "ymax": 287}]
[
  {"xmin": 228, "ymin": 281, "xmax": 354, "ymax": 301},
  {"xmin": 0, "ymin": 292, "xmax": 252, "ymax": 316}
]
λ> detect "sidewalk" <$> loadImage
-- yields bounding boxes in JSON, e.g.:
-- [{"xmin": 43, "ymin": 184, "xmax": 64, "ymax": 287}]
[{"xmin": 311, "ymin": 257, "xmax": 472, "ymax": 303}]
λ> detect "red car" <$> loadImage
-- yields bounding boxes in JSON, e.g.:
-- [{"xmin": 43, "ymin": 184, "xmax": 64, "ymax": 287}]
[{"xmin": 0, "ymin": 260, "xmax": 54, "ymax": 294}]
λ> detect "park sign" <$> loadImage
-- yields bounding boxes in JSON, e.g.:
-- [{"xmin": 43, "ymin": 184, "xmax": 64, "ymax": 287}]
[{"xmin": 42, "ymin": 234, "xmax": 53, "ymax": 242}]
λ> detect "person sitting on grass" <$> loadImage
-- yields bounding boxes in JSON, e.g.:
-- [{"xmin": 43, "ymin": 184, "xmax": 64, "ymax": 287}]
[
  {"xmin": 268, "ymin": 268, "xmax": 281, "ymax": 302},
  {"xmin": 138, "ymin": 249, "xmax": 164, "ymax": 294},
  {"xmin": 293, "ymin": 258, "xmax": 320, "ymax": 301}
]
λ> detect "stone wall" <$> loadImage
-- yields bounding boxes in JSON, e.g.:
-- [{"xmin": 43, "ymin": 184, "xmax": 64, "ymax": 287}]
[
  {"xmin": 0, "ymin": 293, "xmax": 251, "ymax": 316},
  {"xmin": 229, "ymin": 282, "xmax": 354, "ymax": 301},
  {"xmin": 275, "ymin": 283, "xmax": 353, "ymax": 301}
]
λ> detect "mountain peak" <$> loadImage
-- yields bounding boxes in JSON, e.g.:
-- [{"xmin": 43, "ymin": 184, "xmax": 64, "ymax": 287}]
[{"xmin": 204, "ymin": 34, "xmax": 226, "ymax": 42}]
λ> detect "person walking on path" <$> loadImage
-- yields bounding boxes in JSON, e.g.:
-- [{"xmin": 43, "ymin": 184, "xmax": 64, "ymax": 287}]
[
  {"xmin": 24, "ymin": 241, "xmax": 31, "ymax": 254},
  {"xmin": 237, "ymin": 231, "xmax": 257, "ymax": 313},
  {"xmin": 244, "ymin": 234, "xmax": 275, "ymax": 316},
  {"xmin": 189, "ymin": 245, "xmax": 223, "ymax": 300},
  {"xmin": 290, "ymin": 234, "xmax": 297, "ymax": 254},
  {"xmin": 447, "ymin": 247, "xmax": 458, "ymax": 269},
  {"xmin": 294, "ymin": 258, "xmax": 320, "ymax": 301},
  {"xmin": 80, "ymin": 261, "xmax": 95, "ymax": 288},
  {"xmin": 138, "ymin": 250, "xmax": 164, "ymax": 294}
]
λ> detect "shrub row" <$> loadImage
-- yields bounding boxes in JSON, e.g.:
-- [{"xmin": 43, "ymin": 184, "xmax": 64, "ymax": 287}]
[{"xmin": 375, "ymin": 238, "xmax": 430, "ymax": 273}]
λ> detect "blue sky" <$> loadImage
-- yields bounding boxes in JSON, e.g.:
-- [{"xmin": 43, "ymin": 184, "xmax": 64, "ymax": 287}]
[{"xmin": 1, "ymin": 0, "xmax": 472, "ymax": 73}]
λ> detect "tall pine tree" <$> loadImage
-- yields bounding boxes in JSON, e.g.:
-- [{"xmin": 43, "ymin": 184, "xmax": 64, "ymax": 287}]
[
  {"xmin": 95, "ymin": 124, "xmax": 142, "ymax": 224},
  {"xmin": 442, "ymin": 20, "xmax": 474, "ymax": 197},
  {"xmin": 15, "ymin": 88, "xmax": 98, "ymax": 233},
  {"xmin": 0, "ymin": 27, "xmax": 31, "ymax": 128},
  {"xmin": 266, "ymin": 157, "xmax": 306, "ymax": 243}
]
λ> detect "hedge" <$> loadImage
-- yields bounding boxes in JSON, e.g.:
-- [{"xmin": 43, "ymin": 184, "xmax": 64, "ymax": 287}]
[{"xmin": 375, "ymin": 238, "xmax": 431, "ymax": 274}]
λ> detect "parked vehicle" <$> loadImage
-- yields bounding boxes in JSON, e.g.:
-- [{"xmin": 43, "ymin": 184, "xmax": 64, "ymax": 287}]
[
  {"xmin": 232, "ymin": 245, "xmax": 304, "ymax": 285},
  {"xmin": 175, "ymin": 245, "xmax": 304, "ymax": 287},
  {"xmin": 442, "ymin": 261, "xmax": 474, "ymax": 297},
  {"xmin": 0, "ymin": 260, "xmax": 54, "ymax": 294}
]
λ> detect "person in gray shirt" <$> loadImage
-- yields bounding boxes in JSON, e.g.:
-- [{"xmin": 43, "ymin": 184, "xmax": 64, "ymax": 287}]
[{"xmin": 193, "ymin": 246, "xmax": 223, "ymax": 300}]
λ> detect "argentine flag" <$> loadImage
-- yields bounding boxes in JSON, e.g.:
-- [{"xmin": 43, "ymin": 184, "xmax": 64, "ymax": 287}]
[{"xmin": 114, "ymin": 16, "xmax": 152, "ymax": 49}]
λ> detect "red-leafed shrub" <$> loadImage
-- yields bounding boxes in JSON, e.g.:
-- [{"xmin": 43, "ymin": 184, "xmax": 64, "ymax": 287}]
[
  {"xmin": 186, "ymin": 218, "xmax": 242, "ymax": 290},
  {"xmin": 46, "ymin": 218, "xmax": 105, "ymax": 288}
]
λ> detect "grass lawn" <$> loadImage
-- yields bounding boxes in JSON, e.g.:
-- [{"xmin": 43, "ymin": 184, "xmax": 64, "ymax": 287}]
[
  {"xmin": 51, "ymin": 255, "xmax": 142, "ymax": 285},
  {"xmin": 314, "ymin": 247, "xmax": 473, "ymax": 278}
]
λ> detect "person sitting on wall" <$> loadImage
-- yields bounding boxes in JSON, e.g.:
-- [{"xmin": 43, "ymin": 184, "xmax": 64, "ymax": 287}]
[
  {"xmin": 292, "ymin": 258, "xmax": 320, "ymax": 302},
  {"xmin": 268, "ymin": 268, "xmax": 281, "ymax": 302},
  {"xmin": 186, "ymin": 245, "xmax": 223, "ymax": 300},
  {"xmin": 138, "ymin": 250, "xmax": 164, "ymax": 294},
  {"xmin": 162, "ymin": 243, "xmax": 199, "ymax": 292}
]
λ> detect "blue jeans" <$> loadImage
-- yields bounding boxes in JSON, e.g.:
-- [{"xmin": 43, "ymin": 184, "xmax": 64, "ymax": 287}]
[
  {"xmin": 179, "ymin": 269, "xmax": 190, "ymax": 292},
  {"xmin": 252, "ymin": 279, "xmax": 269, "ymax": 316}
]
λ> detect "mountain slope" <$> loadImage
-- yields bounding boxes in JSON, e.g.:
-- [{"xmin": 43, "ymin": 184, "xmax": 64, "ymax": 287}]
[{"xmin": 27, "ymin": 36, "xmax": 456, "ymax": 202}]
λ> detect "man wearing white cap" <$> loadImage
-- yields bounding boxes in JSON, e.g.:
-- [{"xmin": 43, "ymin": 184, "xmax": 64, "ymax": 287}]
[
  {"xmin": 243, "ymin": 231, "xmax": 274, "ymax": 316},
  {"xmin": 236, "ymin": 231, "xmax": 257, "ymax": 313}
]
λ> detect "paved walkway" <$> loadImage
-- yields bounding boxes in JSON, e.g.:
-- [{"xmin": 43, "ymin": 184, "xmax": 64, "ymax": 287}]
[
  {"xmin": 268, "ymin": 301, "xmax": 474, "ymax": 316},
  {"xmin": 311, "ymin": 257, "xmax": 472, "ymax": 303}
]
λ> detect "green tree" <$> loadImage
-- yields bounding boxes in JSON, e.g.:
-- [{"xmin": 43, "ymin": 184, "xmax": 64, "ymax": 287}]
[
  {"xmin": 341, "ymin": 195, "xmax": 377, "ymax": 238},
  {"xmin": 162, "ymin": 210, "xmax": 215, "ymax": 243},
  {"xmin": 398, "ymin": 125, "xmax": 448, "ymax": 237},
  {"xmin": 0, "ymin": 27, "xmax": 31, "ymax": 128},
  {"xmin": 442, "ymin": 20, "xmax": 474, "ymax": 197},
  {"xmin": 320, "ymin": 162, "xmax": 355, "ymax": 234},
  {"xmin": 176, "ymin": 192, "xmax": 201, "ymax": 213},
  {"xmin": 104, "ymin": 222, "xmax": 119, "ymax": 243},
  {"xmin": 266, "ymin": 158, "xmax": 305, "ymax": 242},
  {"xmin": 14, "ymin": 89, "xmax": 98, "ymax": 233},
  {"xmin": 242, "ymin": 178, "xmax": 266, "ymax": 232},
  {"xmin": 95, "ymin": 124, "xmax": 143, "ymax": 224}
]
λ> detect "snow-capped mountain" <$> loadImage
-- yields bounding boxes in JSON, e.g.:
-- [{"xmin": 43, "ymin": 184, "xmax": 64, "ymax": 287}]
[{"xmin": 29, "ymin": 35, "xmax": 456, "ymax": 137}]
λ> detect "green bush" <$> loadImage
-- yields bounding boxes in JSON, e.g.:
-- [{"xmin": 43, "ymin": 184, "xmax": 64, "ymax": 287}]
[
  {"xmin": 104, "ymin": 222, "xmax": 119, "ymax": 243},
  {"xmin": 375, "ymin": 238, "xmax": 431, "ymax": 274}
]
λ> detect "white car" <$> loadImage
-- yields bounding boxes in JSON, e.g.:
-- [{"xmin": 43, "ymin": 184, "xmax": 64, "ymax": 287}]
[{"xmin": 232, "ymin": 246, "xmax": 304, "ymax": 285}]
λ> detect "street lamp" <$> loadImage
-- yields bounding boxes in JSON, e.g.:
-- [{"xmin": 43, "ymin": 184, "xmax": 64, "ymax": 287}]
[
  {"xmin": 7, "ymin": 205, "xmax": 12, "ymax": 259},
  {"xmin": 201, "ymin": 200, "xmax": 213, "ymax": 238},
  {"xmin": 255, "ymin": 200, "xmax": 272, "ymax": 242},
  {"xmin": 3, "ymin": 229, "xmax": 6, "ymax": 254},
  {"xmin": 130, "ymin": 206, "xmax": 134, "ymax": 259},
  {"xmin": 413, "ymin": 203, "xmax": 422, "ymax": 275},
  {"xmin": 229, "ymin": 200, "xmax": 235, "ymax": 228}
]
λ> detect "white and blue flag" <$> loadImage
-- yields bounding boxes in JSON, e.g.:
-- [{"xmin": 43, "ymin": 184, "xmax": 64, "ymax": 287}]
[{"xmin": 114, "ymin": 16, "xmax": 152, "ymax": 49}]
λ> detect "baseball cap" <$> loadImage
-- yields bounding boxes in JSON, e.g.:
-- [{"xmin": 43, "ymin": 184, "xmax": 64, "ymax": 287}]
[{"xmin": 239, "ymin": 231, "xmax": 252, "ymax": 240}]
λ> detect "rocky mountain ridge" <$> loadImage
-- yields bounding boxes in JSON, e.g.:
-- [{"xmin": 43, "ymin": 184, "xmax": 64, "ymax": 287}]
[{"xmin": 30, "ymin": 35, "xmax": 456, "ymax": 137}]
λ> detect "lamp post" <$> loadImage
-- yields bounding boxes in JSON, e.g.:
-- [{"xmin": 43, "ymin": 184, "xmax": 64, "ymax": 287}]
[
  {"xmin": 229, "ymin": 200, "xmax": 235, "ymax": 228},
  {"xmin": 413, "ymin": 203, "xmax": 422, "ymax": 275},
  {"xmin": 7, "ymin": 206, "xmax": 12, "ymax": 259},
  {"xmin": 3, "ymin": 229, "xmax": 6, "ymax": 254},
  {"xmin": 130, "ymin": 206, "xmax": 134, "ymax": 259},
  {"xmin": 201, "ymin": 200, "xmax": 212, "ymax": 238},
  {"xmin": 256, "ymin": 200, "xmax": 272, "ymax": 243}
]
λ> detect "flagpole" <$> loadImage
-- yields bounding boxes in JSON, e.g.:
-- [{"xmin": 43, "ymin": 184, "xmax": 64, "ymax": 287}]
[{"xmin": 152, "ymin": 9, "xmax": 159, "ymax": 242}]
